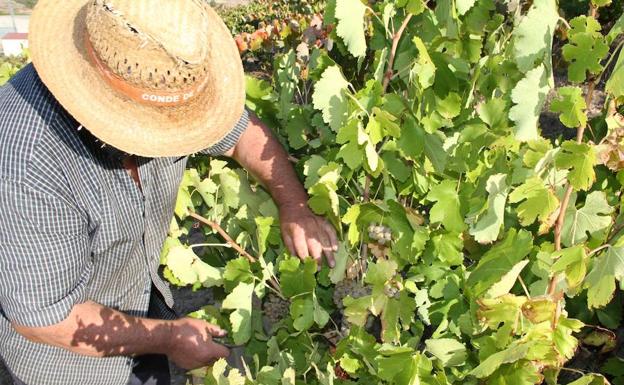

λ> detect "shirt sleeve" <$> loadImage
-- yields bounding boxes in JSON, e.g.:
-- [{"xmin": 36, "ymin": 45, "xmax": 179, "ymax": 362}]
[
  {"xmin": 200, "ymin": 108, "xmax": 250, "ymax": 156},
  {"xmin": 0, "ymin": 180, "xmax": 91, "ymax": 327}
]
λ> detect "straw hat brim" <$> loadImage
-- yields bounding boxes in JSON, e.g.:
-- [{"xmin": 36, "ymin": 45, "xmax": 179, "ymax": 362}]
[{"xmin": 29, "ymin": 0, "xmax": 246, "ymax": 158}]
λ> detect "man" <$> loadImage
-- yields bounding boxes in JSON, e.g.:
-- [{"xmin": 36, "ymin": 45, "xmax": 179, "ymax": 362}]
[{"xmin": 0, "ymin": 0, "xmax": 338, "ymax": 384}]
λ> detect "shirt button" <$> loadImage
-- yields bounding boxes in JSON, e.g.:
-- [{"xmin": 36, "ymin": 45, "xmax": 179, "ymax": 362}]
[{"xmin": 126, "ymin": 358, "xmax": 132, "ymax": 366}]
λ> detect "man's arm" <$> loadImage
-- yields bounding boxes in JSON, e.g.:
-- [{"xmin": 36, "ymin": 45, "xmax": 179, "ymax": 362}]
[
  {"xmin": 12, "ymin": 301, "xmax": 229, "ymax": 370},
  {"xmin": 224, "ymin": 112, "xmax": 338, "ymax": 267}
]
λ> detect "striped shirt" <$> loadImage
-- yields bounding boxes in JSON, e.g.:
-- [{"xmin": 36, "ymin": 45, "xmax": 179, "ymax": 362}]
[{"xmin": 0, "ymin": 65, "xmax": 249, "ymax": 385}]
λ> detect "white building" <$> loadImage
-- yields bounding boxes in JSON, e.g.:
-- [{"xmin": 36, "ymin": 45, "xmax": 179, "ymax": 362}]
[
  {"xmin": 0, "ymin": 15, "xmax": 30, "ymax": 34},
  {"xmin": 1, "ymin": 32, "xmax": 28, "ymax": 56}
]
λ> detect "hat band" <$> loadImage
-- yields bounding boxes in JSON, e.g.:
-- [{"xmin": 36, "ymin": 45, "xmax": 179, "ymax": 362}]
[{"xmin": 85, "ymin": 35, "xmax": 208, "ymax": 107}]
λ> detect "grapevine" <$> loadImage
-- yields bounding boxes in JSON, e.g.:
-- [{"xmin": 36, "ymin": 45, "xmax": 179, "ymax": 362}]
[{"xmin": 160, "ymin": 1, "xmax": 624, "ymax": 384}]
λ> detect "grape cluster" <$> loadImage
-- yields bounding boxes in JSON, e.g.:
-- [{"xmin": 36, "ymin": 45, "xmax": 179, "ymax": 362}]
[
  {"xmin": 263, "ymin": 293, "xmax": 290, "ymax": 325},
  {"xmin": 368, "ymin": 223, "xmax": 392, "ymax": 245},
  {"xmin": 333, "ymin": 279, "xmax": 372, "ymax": 309},
  {"xmin": 384, "ymin": 284, "xmax": 400, "ymax": 299}
]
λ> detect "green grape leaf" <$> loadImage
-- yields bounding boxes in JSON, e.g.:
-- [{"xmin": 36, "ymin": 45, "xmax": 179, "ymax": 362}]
[
  {"xmin": 312, "ymin": 66, "xmax": 350, "ymax": 131},
  {"xmin": 308, "ymin": 182, "xmax": 340, "ymax": 220},
  {"xmin": 562, "ymin": 191, "xmax": 613, "ymax": 247},
  {"xmin": 397, "ymin": 116, "xmax": 425, "ymax": 160},
  {"xmin": 425, "ymin": 338, "xmax": 467, "ymax": 366},
  {"xmin": 290, "ymin": 297, "xmax": 315, "ymax": 331},
  {"xmin": 456, "ymin": 0, "xmax": 476, "ymax": 15},
  {"xmin": 478, "ymin": 295, "xmax": 527, "ymax": 330},
  {"xmin": 255, "ymin": 216, "xmax": 276, "ymax": 257},
  {"xmin": 469, "ymin": 174, "xmax": 509, "ymax": 244},
  {"xmin": 488, "ymin": 361, "xmax": 542, "ymax": 385},
  {"xmin": 412, "ymin": 37, "xmax": 436, "ymax": 89},
  {"xmin": 606, "ymin": 48, "xmax": 624, "ymax": 99},
  {"xmin": 467, "ymin": 229, "xmax": 533, "ymax": 297},
  {"xmin": 591, "ymin": 0, "xmax": 612, "ymax": 7},
  {"xmin": 381, "ymin": 298, "xmax": 401, "ymax": 343},
  {"xmin": 554, "ymin": 316, "xmax": 584, "ymax": 359},
  {"xmin": 509, "ymin": 176, "xmax": 559, "ymax": 229},
  {"xmin": 329, "ymin": 243, "xmax": 350, "ymax": 284},
  {"xmin": 607, "ymin": 13, "xmax": 624, "ymax": 44},
  {"xmin": 207, "ymin": 359, "xmax": 246, "ymax": 385},
  {"xmin": 222, "ymin": 282, "xmax": 255, "ymax": 345},
  {"xmin": 377, "ymin": 351, "xmax": 436, "ymax": 385},
  {"xmin": 550, "ymin": 86, "xmax": 588, "ymax": 128},
  {"xmin": 279, "ymin": 258, "xmax": 317, "ymax": 297},
  {"xmin": 512, "ymin": 0, "xmax": 559, "ymax": 73},
  {"xmin": 397, "ymin": 0, "xmax": 426, "ymax": 15},
  {"xmin": 555, "ymin": 141, "xmax": 597, "ymax": 191},
  {"xmin": 551, "ymin": 246, "xmax": 587, "ymax": 288},
  {"xmin": 486, "ymin": 260, "xmax": 530, "ymax": 298},
  {"xmin": 223, "ymin": 257, "xmax": 253, "ymax": 285},
  {"xmin": 334, "ymin": 0, "xmax": 367, "ymax": 58},
  {"xmin": 477, "ymin": 97, "xmax": 509, "ymax": 131},
  {"xmin": 509, "ymin": 64, "xmax": 551, "ymax": 141},
  {"xmin": 343, "ymin": 296, "xmax": 370, "ymax": 325},
  {"xmin": 166, "ymin": 246, "xmax": 223, "ymax": 287},
  {"xmin": 430, "ymin": 231, "xmax": 464, "ymax": 266},
  {"xmin": 585, "ymin": 245, "xmax": 624, "ymax": 308},
  {"xmin": 427, "ymin": 180, "xmax": 466, "ymax": 233},
  {"xmin": 365, "ymin": 259, "xmax": 398, "ymax": 287},
  {"xmin": 382, "ymin": 152, "xmax": 411, "ymax": 182},
  {"xmin": 338, "ymin": 141, "xmax": 364, "ymax": 170},
  {"xmin": 567, "ymin": 375, "xmax": 610, "ymax": 385},
  {"xmin": 562, "ymin": 16, "xmax": 609, "ymax": 83},
  {"xmin": 470, "ymin": 343, "xmax": 530, "ymax": 378}
]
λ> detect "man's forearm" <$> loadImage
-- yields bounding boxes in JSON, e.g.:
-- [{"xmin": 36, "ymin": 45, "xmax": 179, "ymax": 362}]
[
  {"xmin": 230, "ymin": 113, "xmax": 309, "ymax": 209},
  {"xmin": 13, "ymin": 301, "xmax": 173, "ymax": 357}
]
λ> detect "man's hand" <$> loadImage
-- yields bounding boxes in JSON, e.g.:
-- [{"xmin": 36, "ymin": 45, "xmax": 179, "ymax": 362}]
[
  {"xmin": 13, "ymin": 301, "xmax": 230, "ymax": 370},
  {"xmin": 280, "ymin": 204, "xmax": 338, "ymax": 268},
  {"xmin": 166, "ymin": 317, "xmax": 230, "ymax": 370},
  {"xmin": 229, "ymin": 112, "xmax": 339, "ymax": 267}
]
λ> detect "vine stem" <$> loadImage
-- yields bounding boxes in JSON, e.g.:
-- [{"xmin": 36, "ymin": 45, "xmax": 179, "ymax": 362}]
[
  {"xmin": 549, "ymin": 77, "xmax": 597, "ymax": 297},
  {"xmin": 190, "ymin": 212, "xmax": 257, "ymax": 263},
  {"xmin": 189, "ymin": 211, "xmax": 286, "ymax": 299},
  {"xmin": 382, "ymin": 13, "xmax": 413, "ymax": 93},
  {"xmin": 357, "ymin": 12, "xmax": 413, "ymax": 264}
]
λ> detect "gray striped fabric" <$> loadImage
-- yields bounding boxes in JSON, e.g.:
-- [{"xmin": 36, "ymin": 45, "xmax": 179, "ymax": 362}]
[{"xmin": 0, "ymin": 64, "xmax": 249, "ymax": 385}]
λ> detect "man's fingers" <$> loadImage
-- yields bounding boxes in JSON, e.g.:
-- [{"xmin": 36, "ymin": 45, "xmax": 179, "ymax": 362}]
[
  {"xmin": 323, "ymin": 221, "xmax": 339, "ymax": 251},
  {"xmin": 210, "ymin": 342, "xmax": 231, "ymax": 360},
  {"xmin": 292, "ymin": 226, "xmax": 310, "ymax": 260},
  {"xmin": 306, "ymin": 234, "xmax": 324, "ymax": 268},
  {"xmin": 283, "ymin": 232, "xmax": 296, "ymax": 256},
  {"xmin": 204, "ymin": 323, "xmax": 227, "ymax": 338},
  {"xmin": 314, "ymin": 218, "xmax": 335, "ymax": 268}
]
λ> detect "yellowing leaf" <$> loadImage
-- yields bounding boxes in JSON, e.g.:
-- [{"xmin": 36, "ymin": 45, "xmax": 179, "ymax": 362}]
[
  {"xmin": 551, "ymin": 246, "xmax": 587, "ymax": 288},
  {"xmin": 509, "ymin": 176, "xmax": 559, "ymax": 228}
]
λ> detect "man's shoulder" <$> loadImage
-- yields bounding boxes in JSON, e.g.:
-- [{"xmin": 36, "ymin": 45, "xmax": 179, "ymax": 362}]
[{"xmin": 0, "ymin": 64, "xmax": 81, "ymax": 183}]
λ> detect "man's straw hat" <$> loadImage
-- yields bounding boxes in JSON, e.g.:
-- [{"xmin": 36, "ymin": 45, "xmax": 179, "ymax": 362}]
[{"xmin": 28, "ymin": 0, "xmax": 246, "ymax": 157}]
